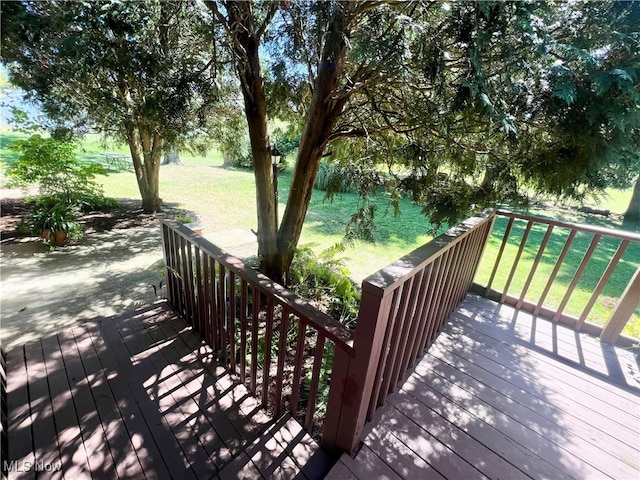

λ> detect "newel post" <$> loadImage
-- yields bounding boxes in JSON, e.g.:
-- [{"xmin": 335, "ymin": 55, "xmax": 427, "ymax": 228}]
[{"xmin": 322, "ymin": 283, "xmax": 393, "ymax": 455}]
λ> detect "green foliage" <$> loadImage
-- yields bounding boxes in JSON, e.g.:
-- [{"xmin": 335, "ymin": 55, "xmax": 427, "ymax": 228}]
[
  {"xmin": 289, "ymin": 243, "xmax": 361, "ymax": 328},
  {"xmin": 6, "ymin": 135, "xmax": 114, "ymax": 210},
  {"xmin": 314, "ymin": 161, "xmax": 353, "ymax": 194},
  {"xmin": 27, "ymin": 198, "xmax": 80, "ymax": 233},
  {"xmin": 174, "ymin": 211, "xmax": 196, "ymax": 224},
  {"xmin": 25, "ymin": 197, "xmax": 83, "ymax": 246}
]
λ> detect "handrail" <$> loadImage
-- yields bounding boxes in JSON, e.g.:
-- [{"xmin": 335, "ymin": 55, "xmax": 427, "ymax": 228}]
[
  {"xmin": 158, "ymin": 217, "xmax": 353, "ymax": 436},
  {"xmin": 160, "ymin": 218, "xmax": 353, "ymax": 349},
  {"xmin": 323, "ymin": 210, "xmax": 495, "ymax": 454},
  {"xmin": 474, "ymin": 210, "xmax": 640, "ymax": 346},
  {"xmin": 496, "ymin": 209, "xmax": 640, "ymax": 242}
]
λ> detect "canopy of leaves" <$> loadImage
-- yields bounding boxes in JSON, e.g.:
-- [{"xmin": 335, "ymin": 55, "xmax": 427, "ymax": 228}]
[
  {"xmin": 256, "ymin": 1, "xmax": 640, "ymax": 228},
  {"xmin": 1, "ymin": 1, "xmax": 221, "ymax": 149}
]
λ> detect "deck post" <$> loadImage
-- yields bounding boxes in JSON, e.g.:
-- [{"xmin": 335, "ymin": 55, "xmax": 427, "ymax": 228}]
[
  {"xmin": 322, "ymin": 284, "xmax": 393, "ymax": 455},
  {"xmin": 600, "ymin": 265, "xmax": 640, "ymax": 343}
]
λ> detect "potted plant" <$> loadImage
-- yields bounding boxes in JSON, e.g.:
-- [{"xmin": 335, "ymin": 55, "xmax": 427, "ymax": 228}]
[{"xmin": 28, "ymin": 201, "xmax": 82, "ymax": 246}]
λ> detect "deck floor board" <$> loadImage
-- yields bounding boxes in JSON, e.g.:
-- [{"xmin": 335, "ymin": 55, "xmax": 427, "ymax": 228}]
[
  {"xmin": 7, "ymin": 302, "xmax": 330, "ymax": 480},
  {"xmin": 332, "ymin": 294, "xmax": 640, "ymax": 480}
]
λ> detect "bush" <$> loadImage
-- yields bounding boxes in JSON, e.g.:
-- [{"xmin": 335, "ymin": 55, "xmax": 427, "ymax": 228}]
[
  {"xmin": 288, "ymin": 243, "xmax": 361, "ymax": 328},
  {"xmin": 314, "ymin": 161, "xmax": 354, "ymax": 193},
  {"xmin": 6, "ymin": 135, "xmax": 115, "ymax": 211}
]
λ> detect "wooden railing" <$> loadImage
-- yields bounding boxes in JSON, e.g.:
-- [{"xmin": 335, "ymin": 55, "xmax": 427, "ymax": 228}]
[
  {"xmin": 159, "ymin": 218, "xmax": 354, "ymax": 436},
  {"xmin": 322, "ymin": 211, "xmax": 495, "ymax": 454},
  {"xmin": 472, "ymin": 210, "xmax": 640, "ymax": 345}
]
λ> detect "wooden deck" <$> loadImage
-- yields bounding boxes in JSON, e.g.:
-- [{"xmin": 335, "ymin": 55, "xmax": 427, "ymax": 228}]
[
  {"xmin": 6, "ymin": 302, "xmax": 331, "ymax": 480},
  {"xmin": 327, "ymin": 294, "xmax": 640, "ymax": 479}
]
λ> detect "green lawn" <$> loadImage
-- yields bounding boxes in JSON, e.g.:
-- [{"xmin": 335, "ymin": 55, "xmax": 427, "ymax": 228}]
[{"xmin": 2, "ymin": 129, "xmax": 638, "ymax": 337}]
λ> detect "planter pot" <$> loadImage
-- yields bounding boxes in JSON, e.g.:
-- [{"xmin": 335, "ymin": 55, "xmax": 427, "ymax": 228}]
[
  {"xmin": 40, "ymin": 229, "xmax": 51, "ymax": 240},
  {"xmin": 185, "ymin": 223, "xmax": 203, "ymax": 236},
  {"xmin": 51, "ymin": 230, "xmax": 69, "ymax": 247}
]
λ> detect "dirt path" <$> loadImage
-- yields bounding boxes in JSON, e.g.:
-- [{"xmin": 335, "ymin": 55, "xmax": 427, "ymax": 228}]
[
  {"xmin": 1, "ymin": 191, "xmax": 167, "ymax": 347},
  {"xmin": 1, "ymin": 191, "xmax": 259, "ymax": 348}
]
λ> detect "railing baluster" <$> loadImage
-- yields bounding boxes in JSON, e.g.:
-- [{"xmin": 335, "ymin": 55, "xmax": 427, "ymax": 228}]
[
  {"xmin": 219, "ymin": 265, "xmax": 227, "ymax": 364},
  {"xmin": 577, "ymin": 240, "xmax": 630, "ymax": 329},
  {"xmin": 387, "ymin": 270, "xmax": 424, "ymax": 395},
  {"xmin": 210, "ymin": 258, "xmax": 219, "ymax": 351},
  {"xmin": 517, "ymin": 224, "xmax": 554, "ymax": 309},
  {"xmin": 305, "ymin": 334, "xmax": 326, "ymax": 432},
  {"xmin": 368, "ymin": 288, "xmax": 401, "ymax": 414},
  {"xmin": 409, "ymin": 262, "xmax": 437, "ymax": 364},
  {"xmin": 601, "ymin": 265, "xmax": 640, "ymax": 343},
  {"xmin": 398, "ymin": 265, "xmax": 432, "ymax": 382},
  {"xmin": 194, "ymin": 246, "xmax": 203, "ymax": 334},
  {"xmin": 485, "ymin": 216, "xmax": 515, "ymax": 295},
  {"xmin": 426, "ymin": 248, "xmax": 455, "ymax": 347},
  {"xmin": 534, "ymin": 229, "xmax": 577, "ymax": 315},
  {"xmin": 274, "ymin": 308, "xmax": 290, "ymax": 418},
  {"xmin": 250, "ymin": 286, "xmax": 259, "ymax": 395},
  {"xmin": 229, "ymin": 272, "xmax": 237, "ymax": 371},
  {"xmin": 415, "ymin": 255, "xmax": 445, "ymax": 356},
  {"xmin": 262, "ymin": 298, "xmax": 275, "ymax": 407},
  {"xmin": 501, "ymin": 220, "xmax": 533, "ymax": 303},
  {"xmin": 552, "ymin": 234, "xmax": 602, "ymax": 323},
  {"xmin": 202, "ymin": 254, "xmax": 212, "ymax": 346},
  {"xmin": 240, "ymin": 280, "xmax": 248, "ymax": 382},
  {"xmin": 180, "ymin": 237, "xmax": 192, "ymax": 324},
  {"xmin": 289, "ymin": 319, "xmax": 307, "ymax": 417}
]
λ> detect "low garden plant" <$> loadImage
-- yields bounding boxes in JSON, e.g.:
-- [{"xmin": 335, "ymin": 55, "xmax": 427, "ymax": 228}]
[{"xmin": 6, "ymin": 134, "xmax": 116, "ymax": 246}]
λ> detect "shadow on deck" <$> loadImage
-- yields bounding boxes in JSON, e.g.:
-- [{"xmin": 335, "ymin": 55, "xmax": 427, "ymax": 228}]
[
  {"xmin": 6, "ymin": 302, "xmax": 331, "ymax": 479},
  {"xmin": 328, "ymin": 294, "xmax": 640, "ymax": 479}
]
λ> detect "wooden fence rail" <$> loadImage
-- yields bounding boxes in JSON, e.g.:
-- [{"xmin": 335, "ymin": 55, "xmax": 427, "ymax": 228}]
[
  {"xmin": 159, "ymin": 212, "xmax": 495, "ymax": 454},
  {"xmin": 472, "ymin": 210, "xmax": 640, "ymax": 345},
  {"xmin": 322, "ymin": 211, "xmax": 495, "ymax": 454},
  {"xmin": 159, "ymin": 218, "xmax": 354, "ymax": 435}
]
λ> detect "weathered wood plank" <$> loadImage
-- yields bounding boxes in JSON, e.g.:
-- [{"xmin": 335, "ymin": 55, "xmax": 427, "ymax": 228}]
[
  {"xmin": 339, "ymin": 445, "xmax": 402, "ymax": 480},
  {"xmin": 69, "ymin": 324, "xmax": 148, "ymax": 479},
  {"xmin": 85, "ymin": 317, "xmax": 194, "ymax": 479},
  {"xmin": 382, "ymin": 396, "xmax": 528, "ymax": 479},
  {"xmin": 112, "ymin": 313, "xmax": 229, "ymax": 476},
  {"xmin": 41, "ymin": 334, "xmax": 92, "ymax": 479},
  {"xmin": 446, "ymin": 311, "xmax": 640, "ymax": 416},
  {"xmin": 6, "ymin": 346, "xmax": 35, "ymax": 480},
  {"xmin": 417, "ymin": 349, "xmax": 640, "ymax": 468},
  {"xmin": 57, "ymin": 328, "xmax": 118, "ymax": 479},
  {"xmin": 23, "ymin": 339, "xmax": 62, "ymax": 478},
  {"xmin": 100, "ymin": 313, "xmax": 215, "ymax": 479}
]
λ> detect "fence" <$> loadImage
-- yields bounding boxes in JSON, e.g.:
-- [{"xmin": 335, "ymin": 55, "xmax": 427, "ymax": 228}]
[
  {"xmin": 472, "ymin": 210, "xmax": 640, "ymax": 345},
  {"xmin": 159, "ymin": 212, "xmax": 494, "ymax": 454},
  {"xmin": 159, "ymin": 218, "xmax": 354, "ymax": 434},
  {"xmin": 322, "ymin": 211, "xmax": 495, "ymax": 454}
]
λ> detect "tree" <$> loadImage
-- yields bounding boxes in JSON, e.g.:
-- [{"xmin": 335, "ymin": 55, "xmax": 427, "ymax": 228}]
[
  {"xmin": 1, "ymin": 1, "xmax": 219, "ymax": 212},
  {"xmin": 623, "ymin": 175, "xmax": 640, "ymax": 226},
  {"xmin": 208, "ymin": 0, "xmax": 639, "ymax": 282}
]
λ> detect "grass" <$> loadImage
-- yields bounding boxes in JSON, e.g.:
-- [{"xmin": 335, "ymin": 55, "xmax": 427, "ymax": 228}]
[{"xmin": 2, "ymin": 128, "xmax": 638, "ymax": 337}]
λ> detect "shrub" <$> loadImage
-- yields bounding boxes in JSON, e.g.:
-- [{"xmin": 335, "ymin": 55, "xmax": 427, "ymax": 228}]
[
  {"xmin": 6, "ymin": 135, "xmax": 115, "ymax": 210},
  {"xmin": 288, "ymin": 243, "xmax": 361, "ymax": 328},
  {"xmin": 314, "ymin": 161, "xmax": 353, "ymax": 193}
]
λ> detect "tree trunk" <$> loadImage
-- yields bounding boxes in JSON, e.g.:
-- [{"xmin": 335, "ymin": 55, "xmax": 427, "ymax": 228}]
[
  {"xmin": 225, "ymin": 2, "xmax": 279, "ymax": 280},
  {"xmin": 622, "ymin": 174, "xmax": 640, "ymax": 226},
  {"xmin": 126, "ymin": 126, "xmax": 163, "ymax": 213},
  {"xmin": 275, "ymin": 5, "xmax": 352, "ymax": 278}
]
